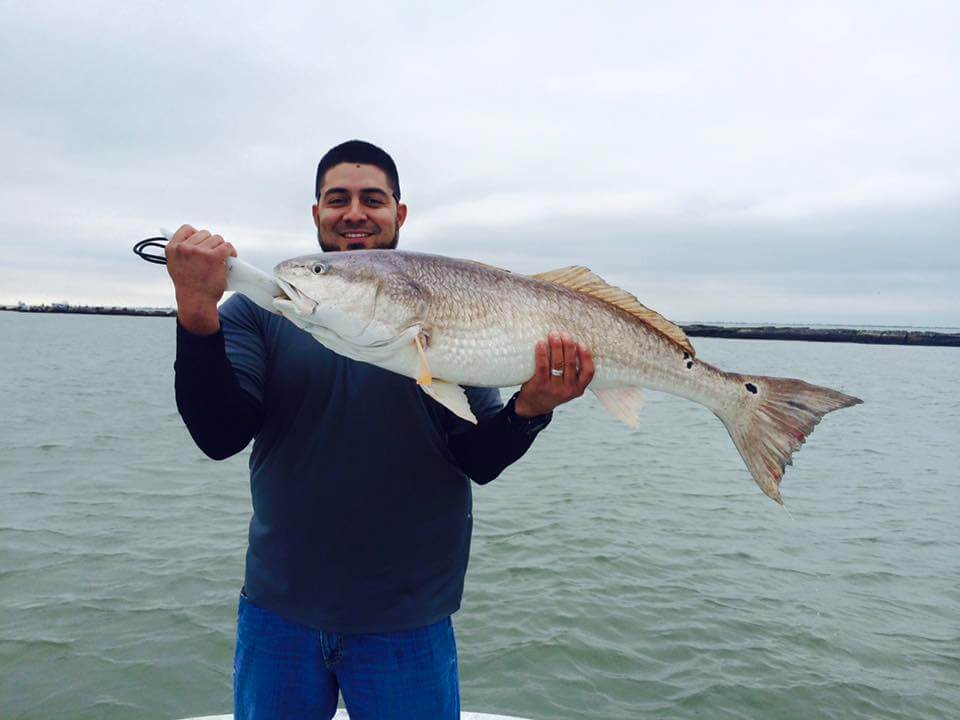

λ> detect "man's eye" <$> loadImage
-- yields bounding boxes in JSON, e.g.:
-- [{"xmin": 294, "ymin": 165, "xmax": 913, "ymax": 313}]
[{"xmin": 364, "ymin": 197, "xmax": 384, "ymax": 207}]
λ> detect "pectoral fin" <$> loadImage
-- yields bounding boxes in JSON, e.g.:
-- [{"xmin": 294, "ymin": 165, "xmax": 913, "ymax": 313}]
[
  {"xmin": 590, "ymin": 387, "xmax": 645, "ymax": 428},
  {"xmin": 414, "ymin": 333, "xmax": 432, "ymax": 386},
  {"xmin": 421, "ymin": 380, "xmax": 477, "ymax": 424}
]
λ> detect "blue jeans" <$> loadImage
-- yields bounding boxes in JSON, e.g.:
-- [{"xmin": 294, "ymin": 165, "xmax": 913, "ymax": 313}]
[{"xmin": 233, "ymin": 591, "xmax": 460, "ymax": 719}]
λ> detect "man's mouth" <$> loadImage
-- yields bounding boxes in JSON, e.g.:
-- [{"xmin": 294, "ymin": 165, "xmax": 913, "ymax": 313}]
[{"xmin": 320, "ymin": 226, "xmax": 388, "ymax": 253}]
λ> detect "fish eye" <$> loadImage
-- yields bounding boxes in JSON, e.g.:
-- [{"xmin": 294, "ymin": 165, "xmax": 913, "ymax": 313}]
[{"xmin": 312, "ymin": 262, "xmax": 328, "ymax": 275}]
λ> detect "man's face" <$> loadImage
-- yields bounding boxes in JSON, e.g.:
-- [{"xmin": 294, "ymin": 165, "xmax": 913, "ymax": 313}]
[{"xmin": 313, "ymin": 162, "xmax": 407, "ymax": 252}]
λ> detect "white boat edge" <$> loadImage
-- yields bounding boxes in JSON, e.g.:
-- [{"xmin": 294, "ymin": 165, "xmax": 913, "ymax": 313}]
[{"xmin": 180, "ymin": 712, "xmax": 530, "ymax": 720}]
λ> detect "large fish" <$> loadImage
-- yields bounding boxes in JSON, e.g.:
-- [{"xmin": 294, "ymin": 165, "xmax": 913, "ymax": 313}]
[{"xmin": 227, "ymin": 249, "xmax": 861, "ymax": 503}]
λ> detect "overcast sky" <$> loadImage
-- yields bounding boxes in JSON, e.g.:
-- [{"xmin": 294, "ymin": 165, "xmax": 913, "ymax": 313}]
[{"xmin": 1, "ymin": 1, "xmax": 956, "ymax": 326}]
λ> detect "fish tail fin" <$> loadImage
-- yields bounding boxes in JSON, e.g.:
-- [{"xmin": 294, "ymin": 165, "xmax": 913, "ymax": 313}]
[{"xmin": 714, "ymin": 374, "xmax": 862, "ymax": 504}]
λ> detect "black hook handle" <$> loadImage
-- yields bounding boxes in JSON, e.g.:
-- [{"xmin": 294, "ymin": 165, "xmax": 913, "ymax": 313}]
[{"xmin": 133, "ymin": 236, "xmax": 169, "ymax": 265}]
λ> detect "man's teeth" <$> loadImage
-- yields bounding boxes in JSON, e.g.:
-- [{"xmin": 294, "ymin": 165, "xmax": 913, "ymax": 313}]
[{"xmin": 343, "ymin": 232, "xmax": 371, "ymax": 238}]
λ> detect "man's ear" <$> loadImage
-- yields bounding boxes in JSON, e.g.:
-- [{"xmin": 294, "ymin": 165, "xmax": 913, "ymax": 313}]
[
  {"xmin": 396, "ymin": 202, "xmax": 408, "ymax": 229},
  {"xmin": 312, "ymin": 203, "xmax": 321, "ymax": 228}
]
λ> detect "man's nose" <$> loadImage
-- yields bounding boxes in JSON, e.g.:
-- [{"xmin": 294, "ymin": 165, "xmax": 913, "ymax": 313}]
[{"xmin": 343, "ymin": 198, "xmax": 367, "ymax": 222}]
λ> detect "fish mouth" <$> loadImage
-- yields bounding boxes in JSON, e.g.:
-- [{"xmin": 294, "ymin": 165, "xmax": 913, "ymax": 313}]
[
  {"xmin": 273, "ymin": 276, "xmax": 379, "ymax": 343},
  {"xmin": 276, "ymin": 278, "xmax": 318, "ymax": 316}
]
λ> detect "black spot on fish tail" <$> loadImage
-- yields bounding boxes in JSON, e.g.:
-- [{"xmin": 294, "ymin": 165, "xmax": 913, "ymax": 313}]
[
  {"xmin": 686, "ymin": 361, "xmax": 694, "ymax": 369},
  {"xmin": 683, "ymin": 351, "xmax": 690, "ymax": 360},
  {"xmin": 745, "ymin": 382, "xmax": 758, "ymax": 394}
]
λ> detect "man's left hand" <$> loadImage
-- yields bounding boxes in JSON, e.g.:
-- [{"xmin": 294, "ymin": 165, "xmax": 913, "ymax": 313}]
[{"xmin": 514, "ymin": 331, "xmax": 595, "ymax": 418}]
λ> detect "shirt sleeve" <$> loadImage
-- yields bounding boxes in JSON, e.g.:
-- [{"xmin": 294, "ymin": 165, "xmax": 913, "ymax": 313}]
[
  {"xmin": 173, "ymin": 302, "xmax": 264, "ymax": 460},
  {"xmin": 447, "ymin": 387, "xmax": 552, "ymax": 485}
]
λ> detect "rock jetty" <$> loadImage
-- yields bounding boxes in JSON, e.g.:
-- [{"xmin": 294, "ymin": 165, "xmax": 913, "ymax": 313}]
[
  {"xmin": 2, "ymin": 304, "xmax": 957, "ymax": 346},
  {"xmin": 681, "ymin": 324, "xmax": 959, "ymax": 347},
  {"xmin": 1, "ymin": 302, "xmax": 175, "ymax": 318}
]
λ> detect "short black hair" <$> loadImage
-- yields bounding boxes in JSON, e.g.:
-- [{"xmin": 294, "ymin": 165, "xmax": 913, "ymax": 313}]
[{"xmin": 315, "ymin": 140, "xmax": 401, "ymax": 202}]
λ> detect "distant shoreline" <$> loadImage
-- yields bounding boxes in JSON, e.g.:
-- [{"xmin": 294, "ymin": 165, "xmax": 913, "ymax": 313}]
[
  {"xmin": 2, "ymin": 303, "xmax": 177, "ymax": 318},
  {"xmin": 679, "ymin": 324, "xmax": 959, "ymax": 347},
  {"xmin": 2, "ymin": 304, "xmax": 958, "ymax": 347}
]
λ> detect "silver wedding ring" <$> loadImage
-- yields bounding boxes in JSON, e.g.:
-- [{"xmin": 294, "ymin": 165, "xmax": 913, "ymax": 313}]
[{"xmin": 550, "ymin": 368, "xmax": 564, "ymax": 377}]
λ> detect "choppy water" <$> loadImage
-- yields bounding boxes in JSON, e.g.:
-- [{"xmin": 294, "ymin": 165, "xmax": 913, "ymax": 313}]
[{"xmin": 1, "ymin": 312, "xmax": 958, "ymax": 720}]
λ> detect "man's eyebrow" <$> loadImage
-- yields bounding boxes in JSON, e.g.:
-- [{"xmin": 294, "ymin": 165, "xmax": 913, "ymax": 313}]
[{"xmin": 322, "ymin": 187, "xmax": 390, "ymax": 197}]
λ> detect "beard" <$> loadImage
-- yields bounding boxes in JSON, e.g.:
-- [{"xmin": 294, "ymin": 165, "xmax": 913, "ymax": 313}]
[{"xmin": 318, "ymin": 228, "xmax": 399, "ymax": 253}]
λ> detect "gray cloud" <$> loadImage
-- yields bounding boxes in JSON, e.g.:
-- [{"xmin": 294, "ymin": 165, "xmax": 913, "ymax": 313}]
[{"xmin": 1, "ymin": 1, "xmax": 957, "ymax": 326}]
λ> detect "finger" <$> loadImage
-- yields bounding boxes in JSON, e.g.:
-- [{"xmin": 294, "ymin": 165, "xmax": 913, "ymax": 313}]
[
  {"xmin": 561, "ymin": 332, "xmax": 578, "ymax": 388},
  {"xmin": 187, "ymin": 230, "xmax": 211, "ymax": 246},
  {"xmin": 170, "ymin": 224, "xmax": 196, "ymax": 246},
  {"xmin": 207, "ymin": 235, "xmax": 226, "ymax": 258},
  {"xmin": 548, "ymin": 331, "xmax": 564, "ymax": 383},
  {"xmin": 577, "ymin": 344, "xmax": 595, "ymax": 391},
  {"xmin": 213, "ymin": 240, "xmax": 234, "ymax": 261},
  {"xmin": 166, "ymin": 224, "xmax": 195, "ymax": 255},
  {"xmin": 533, "ymin": 340, "xmax": 549, "ymax": 383}
]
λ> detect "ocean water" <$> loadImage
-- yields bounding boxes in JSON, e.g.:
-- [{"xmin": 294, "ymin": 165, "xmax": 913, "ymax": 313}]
[{"xmin": 0, "ymin": 312, "xmax": 957, "ymax": 720}]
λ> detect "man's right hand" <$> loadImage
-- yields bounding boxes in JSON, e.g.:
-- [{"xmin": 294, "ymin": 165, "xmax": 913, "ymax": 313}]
[{"xmin": 165, "ymin": 224, "xmax": 237, "ymax": 336}]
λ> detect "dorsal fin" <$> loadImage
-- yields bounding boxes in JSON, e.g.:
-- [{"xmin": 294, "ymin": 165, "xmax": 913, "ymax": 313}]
[{"xmin": 530, "ymin": 266, "xmax": 696, "ymax": 357}]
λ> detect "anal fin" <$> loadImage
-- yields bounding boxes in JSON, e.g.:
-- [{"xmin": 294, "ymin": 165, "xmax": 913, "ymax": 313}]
[
  {"xmin": 590, "ymin": 387, "xmax": 645, "ymax": 428},
  {"xmin": 421, "ymin": 380, "xmax": 477, "ymax": 424}
]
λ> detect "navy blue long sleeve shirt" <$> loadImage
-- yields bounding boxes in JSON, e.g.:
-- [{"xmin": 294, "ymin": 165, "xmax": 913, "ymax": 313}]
[{"xmin": 174, "ymin": 294, "xmax": 550, "ymax": 633}]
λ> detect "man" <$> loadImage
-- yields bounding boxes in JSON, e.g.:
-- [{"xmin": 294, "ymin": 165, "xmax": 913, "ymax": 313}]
[{"xmin": 166, "ymin": 140, "xmax": 594, "ymax": 719}]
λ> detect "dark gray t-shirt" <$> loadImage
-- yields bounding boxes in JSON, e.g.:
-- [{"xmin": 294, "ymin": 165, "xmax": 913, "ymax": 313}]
[{"xmin": 175, "ymin": 294, "xmax": 547, "ymax": 633}]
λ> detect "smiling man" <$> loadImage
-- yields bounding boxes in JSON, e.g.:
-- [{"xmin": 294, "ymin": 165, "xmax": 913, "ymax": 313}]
[
  {"xmin": 166, "ymin": 140, "xmax": 594, "ymax": 719},
  {"xmin": 313, "ymin": 143, "xmax": 407, "ymax": 252}
]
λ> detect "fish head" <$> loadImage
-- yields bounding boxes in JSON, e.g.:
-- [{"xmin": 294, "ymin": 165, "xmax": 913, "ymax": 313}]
[{"xmin": 273, "ymin": 250, "xmax": 427, "ymax": 345}]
